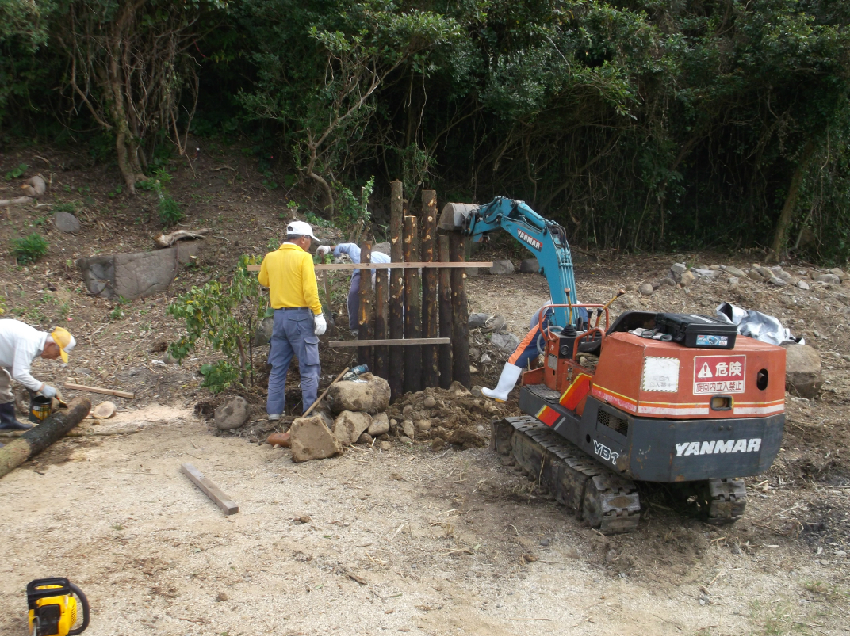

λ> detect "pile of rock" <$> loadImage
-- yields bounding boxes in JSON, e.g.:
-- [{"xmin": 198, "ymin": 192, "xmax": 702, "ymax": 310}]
[
  {"xmin": 285, "ymin": 374, "xmax": 393, "ymax": 462},
  {"xmin": 631, "ymin": 262, "xmax": 849, "ymax": 296},
  {"xmin": 385, "ymin": 383, "xmax": 502, "ymax": 451}
]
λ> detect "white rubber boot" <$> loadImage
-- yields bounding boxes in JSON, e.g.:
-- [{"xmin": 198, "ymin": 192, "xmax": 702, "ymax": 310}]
[{"xmin": 482, "ymin": 364, "xmax": 523, "ymax": 402}]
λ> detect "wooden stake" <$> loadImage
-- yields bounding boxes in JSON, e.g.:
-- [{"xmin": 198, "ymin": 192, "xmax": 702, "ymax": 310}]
[
  {"xmin": 403, "ymin": 215, "xmax": 422, "ymax": 393},
  {"xmin": 64, "ymin": 382, "xmax": 135, "ymax": 399},
  {"xmin": 388, "ymin": 180, "xmax": 405, "ymax": 401},
  {"xmin": 421, "ymin": 189, "xmax": 439, "ymax": 388},
  {"xmin": 450, "ymin": 234, "xmax": 471, "ymax": 388},
  {"xmin": 181, "ymin": 463, "xmax": 239, "ymax": 516},
  {"xmin": 357, "ymin": 240, "xmax": 374, "ymax": 368},
  {"xmin": 374, "ymin": 268, "xmax": 389, "ymax": 380},
  {"xmin": 438, "ymin": 235, "xmax": 453, "ymax": 389}
]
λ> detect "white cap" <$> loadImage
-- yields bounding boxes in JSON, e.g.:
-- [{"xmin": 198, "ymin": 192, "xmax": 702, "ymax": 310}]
[{"xmin": 286, "ymin": 220, "xmax": 321, "ymax": 241}]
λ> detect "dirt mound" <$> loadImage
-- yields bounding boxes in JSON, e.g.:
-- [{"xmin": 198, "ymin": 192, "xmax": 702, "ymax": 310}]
[{"xmin": 386, "ymin": 382, "xmax": 521, "ymax": 450}]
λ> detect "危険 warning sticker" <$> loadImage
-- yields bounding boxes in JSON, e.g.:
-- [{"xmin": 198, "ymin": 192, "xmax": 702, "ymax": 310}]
[{"xmin": 693, "ymin": 355, "xmax": 746, "ymax": 394}]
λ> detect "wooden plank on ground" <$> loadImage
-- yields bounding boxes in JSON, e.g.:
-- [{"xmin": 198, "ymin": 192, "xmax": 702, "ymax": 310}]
[
  {"xmin": 329, "ymin": 337, "xmax": 450, "ymax": 347},
  {"xmin": 181, "ymin": 463, "xmax": 239, "ymax": 516}
]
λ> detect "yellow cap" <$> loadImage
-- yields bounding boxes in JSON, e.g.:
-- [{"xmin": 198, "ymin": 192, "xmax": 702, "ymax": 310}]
[{"xmin": 50, "ymin": 327, "xmax": 75, "ymax": 363}]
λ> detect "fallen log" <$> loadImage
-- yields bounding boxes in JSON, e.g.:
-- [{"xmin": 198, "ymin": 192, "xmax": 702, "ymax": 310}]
[
  {"xmin": 0, "ymin": 398, "xmax": 91, "ymax": 479},
  {"xmin": 0, "ymin": 196, "xmax": 33, "ymax": 207},
  {"xmin": 0, "ymin": 425, "xmax": 143, "ymax": 439},
  {"xmin": 154, "ymin": 228, "xmax": 210, "ymax": 248}
]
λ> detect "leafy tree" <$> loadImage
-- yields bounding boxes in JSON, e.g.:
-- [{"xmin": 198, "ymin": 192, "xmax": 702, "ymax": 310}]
[{"xmin": 52, "ymin": 0, "xmax": 227, "ymax": 192}]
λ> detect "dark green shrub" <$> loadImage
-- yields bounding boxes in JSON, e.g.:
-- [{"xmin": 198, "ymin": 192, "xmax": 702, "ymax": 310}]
[{"xmin": 12, "ymin": 233, "xmax": 48, "ymax": 264}]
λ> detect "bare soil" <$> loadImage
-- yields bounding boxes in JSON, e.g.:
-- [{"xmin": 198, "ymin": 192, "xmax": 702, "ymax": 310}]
[{"xmin": 1, "ymin": 145, "xmax": 849, "ymax": 635}]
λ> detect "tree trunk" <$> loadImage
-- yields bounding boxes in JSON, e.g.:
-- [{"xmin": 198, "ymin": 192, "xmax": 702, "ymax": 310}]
[{"xmin": 770, "ymin": 140, "xmax": 816, "ymax": 262}]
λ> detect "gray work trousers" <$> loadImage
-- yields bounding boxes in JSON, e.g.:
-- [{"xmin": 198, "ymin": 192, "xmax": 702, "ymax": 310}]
[
  {"xmin": 267, "ymin": 308, "xmax": 320, "ymax": 415},
  {"xmin": 0, "ymin": 368, "xmax": 14, "ymax": 404}
]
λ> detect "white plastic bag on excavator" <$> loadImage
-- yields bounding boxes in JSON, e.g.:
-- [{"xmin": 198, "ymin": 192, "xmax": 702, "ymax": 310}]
[{"xmin": 715, "ymin": 302, "xmax": 802, "ymax": 346}]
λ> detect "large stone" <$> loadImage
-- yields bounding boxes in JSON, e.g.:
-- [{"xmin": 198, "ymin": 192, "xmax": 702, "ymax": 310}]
[
  {"xmin": 679, "ymin": 270, "xmax": 696, "ymax": 287},
  {"xmin": 693, "ymin": 268, "xmax": 718, "ymax": 278},
  {"xmin": 638, "ymin": 283, "xmax": 654, "ymax": 296},
  {"xmin": 368, "ymin": 412, "xmax": 390, "ymax": 436},
  {"xmin": 828, "ymin": 268, "xmax": 846, "ymax": 281},
  {"xmin": 469, "ymin": 313, "xmax": 491, "ymax": 329},
  {"xmin": 326, "ymin": 375, "xmax": 391, "ymax": 414},
  {"xmin": 670, "ymin": 262, "xmax": 687, "ymax": 281},
  {"xmin": 726, "ymin": 266, "xmax": 747, "ymax": 278},
  {"xmin": 768, "ymin": 276, "xmax": 788, "ymax": 286},
  {"xmin": 290, "ymin": 415, "xmax": 343, "ymax": 462},
  {"xmin": 214, "ymin": 396, "xmax": 249, "ymax": 430},
  {"xmin": 253, "ymin": 316, "xmax": 274, "ymax": 346},
  {"xmin": 483, "ymin": 315, "xmax": 507, "ymax": 333},
  {"xmin": 796, "ymin": 280, "xmax": 810, "ymax": 290},
  {"xmin": 519, "ymin": 258, "xmax": 540, "ymax": 274},
  {"xmin": 77, "ymin": 242, "xmax": 201, "ymax": 299},
  {"xmin": 489, "ymin": 260, "xmax": 515, "ymax": 275},
  {"xmin": 491, "ymin": 332, "xmax": 520, "ymax": 352},
  {"xmin": 333, "ymin": 410, "xmax": 373, "ymax": 446},
  {"xmin": 402, "ymin": 419, "xmax": 416, "ymax": 439},
  {"xmin": 815, "ymin": 273, "xmax": 840, "ymax": 285},
  {"xmin": 784, "ymin": 344, "xmax": 823, "ymax": 398},
  {"xmin": 54, "ymin": 211, "xmax": 81, "ymax": 232}
]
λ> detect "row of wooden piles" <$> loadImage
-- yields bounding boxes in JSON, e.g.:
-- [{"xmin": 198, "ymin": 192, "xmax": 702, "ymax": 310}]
[{"xmin": 354, "ymin": 181, "xmax": 471, "ymax": 402}]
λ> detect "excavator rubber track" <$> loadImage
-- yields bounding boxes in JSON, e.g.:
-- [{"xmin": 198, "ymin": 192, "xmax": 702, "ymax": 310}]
[
  {"xmin": 703, "ymin": 478, "xmax": 747, "ymax": 524},
  {"xmin": 491, "ymin": 416, "xmax": 641, "ymax": 534}
]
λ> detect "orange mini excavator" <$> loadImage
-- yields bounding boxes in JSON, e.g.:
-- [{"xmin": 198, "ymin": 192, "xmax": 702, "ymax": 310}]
[{"xmin": 440, "ymin": 198, "xmax": 785, "ymax": 533}]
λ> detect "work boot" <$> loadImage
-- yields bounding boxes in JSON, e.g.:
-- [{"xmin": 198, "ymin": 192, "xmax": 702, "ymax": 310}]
[
  {"xmin": 482, "ymin": 364, "xmax": 523, "ymax": 402},
  {"xmin": 0, "ymin": 401, "xmax": 32, "ymax": 430}
]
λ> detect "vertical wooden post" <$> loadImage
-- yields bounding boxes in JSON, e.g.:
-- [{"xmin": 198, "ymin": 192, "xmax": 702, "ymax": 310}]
[
  {"xmin": 421, "ymin": 189, "xmax": 439, "ymax": 388},
  {"xmin": 388, "ymin": 180, "xmax": 405, "ymax": 401},
  {"xmin": 403, "ymin": 215, "xmax": 422, "ymax": 393},
  {"xmin": 450, "ymin": 234, "xmax": 471, "ymax": 388},
  {"xmin": 374, "ymin": 268, "xmax": 389, "ymax": 380},
  {"xmin": 438, "ymin": 235, "xmax": 453, "ymax": 389},
  {"xmin": 357, "ymin": 241, "xmax": 373, "ymax": 367}
]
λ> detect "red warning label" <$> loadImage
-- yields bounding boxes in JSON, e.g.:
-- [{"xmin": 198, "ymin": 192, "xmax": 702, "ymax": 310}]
[{"xmin": 693, "ymin": 355, "xmax": 746, "ymax": 395}]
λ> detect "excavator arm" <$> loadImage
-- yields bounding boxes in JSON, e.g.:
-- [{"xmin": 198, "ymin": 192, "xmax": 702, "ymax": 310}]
[{"xmin": 439, "ymin": 196, "xmax": 581, "ymax": 328}]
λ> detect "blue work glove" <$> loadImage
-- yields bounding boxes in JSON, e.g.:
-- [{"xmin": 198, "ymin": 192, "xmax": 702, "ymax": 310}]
[
  {"xmin": 314, "ymin": 313, "xmax": 328, "ymax": 336},
  {"xmin": 41, "ymin": 384, "xmax": 57, "ymax": 398}
]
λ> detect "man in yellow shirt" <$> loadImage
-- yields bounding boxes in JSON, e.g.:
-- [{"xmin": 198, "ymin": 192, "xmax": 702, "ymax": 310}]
[{"xmin": 258, "ymin": 221, "xmax": 327, "ymax": 420}]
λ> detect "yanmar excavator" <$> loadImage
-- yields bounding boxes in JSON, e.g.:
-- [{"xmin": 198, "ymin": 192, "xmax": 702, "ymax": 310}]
[{"xmin": 440, "ymin": 197, "xmax": 786, "ymax": 533}]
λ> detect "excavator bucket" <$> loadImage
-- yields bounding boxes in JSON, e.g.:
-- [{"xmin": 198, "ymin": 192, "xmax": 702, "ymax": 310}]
[{"xmin": 438, "ymin": 203, "xmax": 481, "ymax": 232}]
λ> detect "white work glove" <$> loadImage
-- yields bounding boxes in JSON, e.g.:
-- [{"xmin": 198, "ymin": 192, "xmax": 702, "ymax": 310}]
[
  {"xmin": 316, "ymin": 245, "xmax": 332, "ymax": 257},
  {"xmin": 41, "ymin": 384, "xmax": 57, "ymax": 398},
  {"xmin": 314, "ymin": 313, "xmax": 328, "ymax": 336}
]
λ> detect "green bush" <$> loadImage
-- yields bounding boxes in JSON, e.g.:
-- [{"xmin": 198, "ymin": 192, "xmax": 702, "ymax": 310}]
[
  {"xmin": 168, "ymin": 255, "xmax": 267, "ymax": 389},
  {"xmin": 12, "ymin": 233, "xmax": 48, "ymax": 264},
  {"xmin": 199, "ymin": 361, "xmax": 240, "ymax": 394},
  {"xmin": 158, "ymin": 194, "xmax": 183, "ymax": 226}
]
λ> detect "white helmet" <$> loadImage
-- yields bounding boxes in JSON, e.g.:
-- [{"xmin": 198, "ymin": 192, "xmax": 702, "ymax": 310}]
[{"xmin": 286, "ymin": 220, "xmax": 321, "ymax": 241}]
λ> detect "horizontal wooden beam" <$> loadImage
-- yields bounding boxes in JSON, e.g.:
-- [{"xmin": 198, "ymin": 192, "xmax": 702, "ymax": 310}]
[
  {"xmin": 329, "ymin": 337, "xmax": 450, "ymax": 347},
  {"xmin": 246, "ymin": 261, "xmax": 492, "ymax": 272}
]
